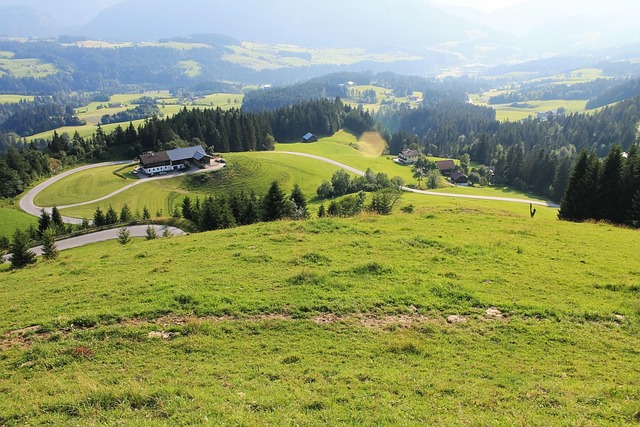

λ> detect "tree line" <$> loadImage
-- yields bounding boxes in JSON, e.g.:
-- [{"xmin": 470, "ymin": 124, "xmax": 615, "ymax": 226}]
[{"xmin": 558, "ymin": 144, "xmax": 640, "ymax": 227}]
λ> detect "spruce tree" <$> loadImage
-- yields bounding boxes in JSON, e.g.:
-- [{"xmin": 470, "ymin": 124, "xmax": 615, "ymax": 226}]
[
  {"xmin": 181, "ymin": 196, "xmax": 193, "ymax": 220},
  {"xmin": 38, "ymin": 209, "xmax": 51, "ymax": 235},
  {"xmin": 289, "ymin": 184, "xmax": 308, "ymax": 219},
  {"xmin": 142, "ymin": 205, "xmax": 151, "ymax": 221},
  {"xmin": 10, "ymin": 229, "xmax": 36, "ymax": 268},
  {"xmin": 594, "ymin": 145, "xmax": 624, "ymax": 223},
  {"xmin": 627, "ymin": 191, "xmax": 640, "ymax": 228},
  {"xmin": 50, "ymin": 206, "xmax": 64, "ymax": 232},
  {"xmin": 146, "ymin": 225, "xmax": 158, "ymax": 240},
  {"xmin": 262, "ymin": 181, "xmax": 289, "ymax": 221},
  {"xmin": 558, "ymin": 150, "xmax": 599, "ymax": 222},
  {"xmin": 41, "ymin": 227, "xmax": 59, "ymax": 260},
  {"xmin": 117, "ymin": 226, "xmax": 131, "ymax": 244},
  {"xmin": 119, "ymin": 203, "xmax": 133, "ymax": 223},
  {"xmin": 105, "ymin": 205, "xmax": 118, "ymax": 224},
  {"xmin": 93, "ymin": 207, "xmax": 106, "ymax": 227}
]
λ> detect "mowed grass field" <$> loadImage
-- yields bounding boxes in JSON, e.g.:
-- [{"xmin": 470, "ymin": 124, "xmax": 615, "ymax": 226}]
[
  {"xmin": 33, "ymin": 164, "xmax": 139, "ymax": 208},
  {"xmin": 1, "ymin": 198, "xmax": 639, "ymax": 425}
]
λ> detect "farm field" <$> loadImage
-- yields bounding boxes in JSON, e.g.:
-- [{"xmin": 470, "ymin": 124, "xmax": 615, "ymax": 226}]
[
  {"xmin": 223, "ymin": 42, "xmax": 421, "ymax": 71},
  {"xmin": 0, "ymin": 55, "xmax": 57, "ymax": 78},
  {"xmin": 1, "ymin": 198, "xmax": 638, "ymax": 425},
  {"xmin": 0, "ymin": 94, "xmax": 35, "ymax": 104},
  {"xmin": 29, "ymin": 91, "xmax": 242, "ymax": 140}
]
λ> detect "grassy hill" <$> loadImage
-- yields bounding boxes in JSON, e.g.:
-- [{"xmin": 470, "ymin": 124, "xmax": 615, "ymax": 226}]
[{"xmin": 1, "ymin": 198, "xmax": 639, "ymax": 425}]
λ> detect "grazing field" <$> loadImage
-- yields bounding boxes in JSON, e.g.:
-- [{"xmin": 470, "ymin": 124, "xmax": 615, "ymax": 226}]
[
  {"xmin": 1, "ymin": 199, "xmax": 639, "ymax": 425},
  {"xmin": 0, "ymin": 94, "xmax": 35, "ymax": 104},
  {"xmin": 0, "ymin": 56, "xmax": 57, "ymax": 78},
  {"xmin": 0, "ymin": 202, "xmax": 35, "ymax": 238},
  {"xmin": 223, "ymin": 42, "xmax": 420, "ymax": 71}
]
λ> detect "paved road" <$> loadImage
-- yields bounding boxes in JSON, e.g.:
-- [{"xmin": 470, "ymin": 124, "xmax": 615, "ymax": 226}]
[
  {"xmin": 274, "ymin": 151, "xmax": 559, "ymax": 208},
  {"xmin": 2, "ymin": 225, "xmax": 186, "ymax": 264},
  {"xmin": 20, "ymin": 161, "xmax": 224, "ymax": 224}
]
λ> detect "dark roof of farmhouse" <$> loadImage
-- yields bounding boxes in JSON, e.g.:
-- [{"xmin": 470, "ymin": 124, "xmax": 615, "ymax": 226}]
[
  {"xmin": 139, "ymin": 151, "xmax": 170, "ymax": 166},
  {"xmin": 436, "ymin": 159, "xmax": 456, "ymax": 171},
  {"xmin": 402, "ymin": 148, "xmax": 420, "ymax": 157}
]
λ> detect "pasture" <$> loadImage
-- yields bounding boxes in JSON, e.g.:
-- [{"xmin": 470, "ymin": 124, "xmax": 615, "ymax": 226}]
[
  {"xmin": 0, "ymin": 198, "xmax": 638, "ymax": 425},
  {"xmin": 0, "ymin": 202, "xmax": 35, "ymax": 238},
  {"xmin": 0, "ymin": 56, "xmax": 57, "ymax": 78},
  {"xmin": 0, "ymin": 94, "xmax": 35, "ymax": 104}
]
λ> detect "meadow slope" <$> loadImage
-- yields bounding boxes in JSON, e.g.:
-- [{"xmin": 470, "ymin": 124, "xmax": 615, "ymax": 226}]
[{"xmin": 1, "ymin": 199, "xmax": 639, "ymax": 425}]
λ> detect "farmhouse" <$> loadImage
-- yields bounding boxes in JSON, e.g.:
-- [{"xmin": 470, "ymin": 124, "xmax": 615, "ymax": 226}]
[
  {"xmin": 138, "ymin": 146, "xmax": 214, "ymax": 175},
  {"xmin": 398, "ymin": 148, "xmax": 420, "ymax": 165},
  {"xmin": 436, "ymin": 159, "xmax": 456, "ymax": 176},
  {"xmin": 450, "ymin": 171, "xmax": 468, "ymax": 185},
  {"xmin": 302, "ymin": 132, "xmax": 318, "ymax": 142}
]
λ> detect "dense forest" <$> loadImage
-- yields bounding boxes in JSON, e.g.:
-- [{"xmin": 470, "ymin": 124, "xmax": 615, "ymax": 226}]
[
  {"xmin": 380, "ymin": 94, "xmax": 640, "ymax": 202},
  {"xmin": 559, "ymin": 145, "xmax": 640, "ymax": 227}
]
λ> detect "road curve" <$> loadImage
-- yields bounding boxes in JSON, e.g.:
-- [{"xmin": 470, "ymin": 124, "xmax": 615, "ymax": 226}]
[
  {"xmin": 20, "ymin": 161, "xmax": 224, "ymax": 224},
  {"xmin": 272, "ymin": 151, "xmax": 559, "ymax": 208},
  {"xmin": 2, "ymin": 225, "xmax": 186, "ymax": 264}
]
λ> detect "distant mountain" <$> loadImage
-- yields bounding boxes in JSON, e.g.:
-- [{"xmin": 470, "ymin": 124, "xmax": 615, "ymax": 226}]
[
  {"xmin": 0, "ymin": 5, "xmax": 59, "ymax": 38},
  {"xmin": 79, "ymin": 0, "xmax": 515, "ymax": 60}
]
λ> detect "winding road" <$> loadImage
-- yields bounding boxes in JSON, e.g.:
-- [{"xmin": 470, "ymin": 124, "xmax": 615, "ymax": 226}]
[
  {"xmin": 274, "ymin": 151, "xmax": 560, "ymax": 208},
  {"xmin": 10, "ymin": 151, "xmax": 558, "ymax": 262}
]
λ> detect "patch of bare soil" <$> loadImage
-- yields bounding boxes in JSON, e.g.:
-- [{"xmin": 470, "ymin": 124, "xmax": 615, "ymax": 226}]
[{"xmin": 1, "ymin": 325, "xmax": 48, "ymax": 350}]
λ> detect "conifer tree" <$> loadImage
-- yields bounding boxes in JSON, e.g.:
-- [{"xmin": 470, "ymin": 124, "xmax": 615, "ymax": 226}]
[
  {"xmin": 93, "ymin": 207, "xmax": 106, "ymax": 227},
  {"xmin": 558, "ymin": 150, "xmax": 599, "ymax": 221},
  {"xmin": 41, "ymin": 227, "xmax": 59, "ymax": 260},
  {"xmin": 289, "ymin": 184, "xmax": 308, "ymax": 219},
  {"xmin": 117, "ymin": 226, "xmax": 131, "ymax": 244},
  {"xmin": 10, "ymin": 229, "xmax": 36, "ymax": 268},
  {"xmin": 50, "ymin": 206, "xmax": 64, "ymax": 232},
  {"xmin": 594, "ymin": 145, "xmax": 624, "ymax": 223},
  {"xmin": 142, "ymin": 205, "xmax": 151, "ymax": 221},
  {"xmin": 105, "ymin": 205, "xmax": 118, "ymax": 224},
  {"xmin": 262, "ymin": 181, "xmax": 290, "ymax": 221},
  {"xmin": 146, "ymin": 225, "xmax": 158, "ymax": 240},
  {"xmin": 181, "ymin": 196, "xmax": 193, "ymax": 220},
  {"xmin": 38, "ymin": 209, "xmax": 51, "ymax": 235},
  {"xmin": 119, "ymin": 203, "xmax": 133, "ymax": 223},
  {"xmin": 627, "ymin": 191, "xmax": 640, "ymax": 228}
]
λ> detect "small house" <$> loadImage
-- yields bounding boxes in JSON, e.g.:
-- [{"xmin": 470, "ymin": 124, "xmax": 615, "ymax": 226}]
[
  {"xmin": 436, "ymin": 160, "xmax": 456, "ymax": 176},
  {"xmin": 450, "ymin": 171, "xmax": 468, "ymax": 185},
  {"xmin": 302, "ymin": 132, "xmax": 318, "ymax": 143},
  {"xmin": 398, "ymin": 148, "xmax": 420, "ymax": 165}
]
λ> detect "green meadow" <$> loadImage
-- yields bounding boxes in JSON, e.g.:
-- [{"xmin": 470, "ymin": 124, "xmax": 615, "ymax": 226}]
[
  {"xmin": 0, "ymin": 56, "xmax": 57, "ymax": 78},
  {"xmin": 1, "ymin": 198, "xmax": 639, "ymax": 425},
  {"xmin": 0, "ymin": 94, "xmax": 35, "ymax": 104},
  {"xmin": 0, "ymin": 201, "xmax": 35, "ymax": 238}
]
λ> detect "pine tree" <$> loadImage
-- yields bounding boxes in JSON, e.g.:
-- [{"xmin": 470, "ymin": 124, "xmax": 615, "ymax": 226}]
[
  {"xmin": 41, "ymin": 227, "xmax": 58, "ymax": 260},
  {"xmin": 181, "ymin": 196, "xmax": 193, "ymax": 220},
  {"xmin": 262, "ymin": 181, "xmax": 290, "ymax": 221},
  {"xmin": 627, "ymin": 191, "xmax": 640, "ymax": 228},
  {"xmin": 142, "ymin": 205, "xmax": 151, "ymax": 221},
  {"xmin": 105, "ymin": 205, "xmax": 118, "ymax": 224},
  {"xmin": 10, "ymin": 229, "xmax": 36, "ymax": 268},
  {"xmin": 119, "ymin": 203, "xmax": 133, "ymax": 223},
  {"xmin": 146, "ymin": 225, "xmax": 158, "ymax": 240},
  {"xmin": 558, "ymin": 150, "xmax": 599, "ymax": 222},
  {"xmin": 117, "ymin": 227, "xmax": 131, "ymax": 244},
  {"xmin": 594, "ymin": 145, "xmax": 624, "ymax": 223},
  {"xmin": 93, "ymin": 207, "xmax": 106, "ymax": 227},
  {"xmin": 50, "ymin": 206, "xmax": 64, "ymax": 232},
  {"xmin": 289, "ymin": 184, "xmax": 308, "ymax": 219},
  {"xmin": 38, "ymin": 209, "xmax": 51, "ymax": 235},
  {"xmin": 317, "ymin": 204, "xmax": 326, "ymax": 218}
]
